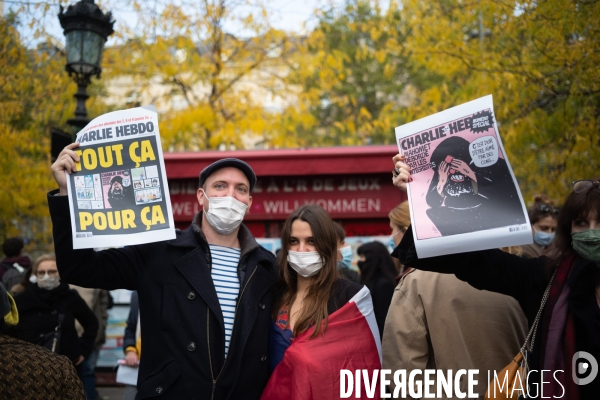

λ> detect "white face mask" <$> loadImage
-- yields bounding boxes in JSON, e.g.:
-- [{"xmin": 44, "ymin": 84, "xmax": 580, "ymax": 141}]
[
  {"xmin": 203, "ymin": 191, "xmax": 248, "ymax": 235},
  {"xmin": 287, "ymin": 250, "xmax": 324, "ymax": 278},
  {"xmin": 37, "ymin": 273, "xmax": 60, "ymax": 290}
]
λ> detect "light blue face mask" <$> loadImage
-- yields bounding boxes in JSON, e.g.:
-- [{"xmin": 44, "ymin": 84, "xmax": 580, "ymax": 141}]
[
  {"xmin": 533, "ymin": 229, "xmax": 555, "ymax": 247},
  {"xmin": 340, "ymin": 245, "xmax": 353, "ymax": 269},
  {"xmin": 389, "ymin": 229, "xmax": 403, "ymax": 250}
]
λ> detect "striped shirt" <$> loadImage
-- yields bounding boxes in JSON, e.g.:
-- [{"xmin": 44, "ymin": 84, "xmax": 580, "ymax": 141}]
[{"xmin": 209, "ymin": 244, "xmax": 241, "ymax": 358}]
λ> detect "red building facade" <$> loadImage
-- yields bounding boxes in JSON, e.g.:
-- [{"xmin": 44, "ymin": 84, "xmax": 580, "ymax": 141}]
[{"xmin": 165, "ymin": 145, "xmax": 406, "ymax": 238}]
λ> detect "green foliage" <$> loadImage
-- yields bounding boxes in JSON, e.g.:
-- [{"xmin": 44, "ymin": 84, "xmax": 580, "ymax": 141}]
[
  {"xmin": 0, "ymin": 15, "xmax": 108, "ymax": 245},
  {"xmin": 270, "ymin": 0, "xmax": 409, "ymax": 147},
  {"xmin": 398, "ymin": 0, "xmax": 600, "ymax": 202}
]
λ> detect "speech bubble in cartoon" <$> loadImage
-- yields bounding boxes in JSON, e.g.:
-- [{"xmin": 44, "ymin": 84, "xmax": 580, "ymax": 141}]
[{"xmin": 470, "ymin": 135, "xmax": 499, "ymax": 167}]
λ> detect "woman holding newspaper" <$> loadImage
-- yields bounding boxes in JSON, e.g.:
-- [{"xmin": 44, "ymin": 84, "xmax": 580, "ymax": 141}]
[
  {"xmin": 392, "ymin": 154, "xmax": 600, "ymax": 399},
  {"xmin": 261, "ymin": 205, "xmax": 382, "ymax": 400}
]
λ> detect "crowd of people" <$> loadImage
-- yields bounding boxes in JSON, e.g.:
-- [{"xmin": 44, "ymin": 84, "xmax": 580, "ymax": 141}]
[{"xmin": 0, "ymin": 146, "xmax": 597, "ymax": 399}]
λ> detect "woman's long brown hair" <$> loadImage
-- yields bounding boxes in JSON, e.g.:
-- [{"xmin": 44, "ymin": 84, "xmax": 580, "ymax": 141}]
[
  {"xmin": 545, "ymin": 177, "xmax": 600, "ymax": 271},
  {"xmin": 273, "ymin": 205, "xmax": 340, "ymax": 339}
]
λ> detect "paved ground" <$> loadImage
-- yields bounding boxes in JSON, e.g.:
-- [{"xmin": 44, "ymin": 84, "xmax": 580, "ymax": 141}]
[{"xmin": 98, "ymin": 386, "xmax": 126, "ymax": 400}]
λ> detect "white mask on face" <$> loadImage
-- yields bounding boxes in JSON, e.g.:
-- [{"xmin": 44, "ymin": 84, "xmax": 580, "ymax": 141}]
[
  {"xmin": 37, "ymin": 273, "xmax": 60, "ymax": 290},
  {"xmin": 287, "ymin": 250, "xmax": 324, "ymax": 278},
  {"xmin": 203, "ymin": 191, "xmax": 248, "ymax": 235}
]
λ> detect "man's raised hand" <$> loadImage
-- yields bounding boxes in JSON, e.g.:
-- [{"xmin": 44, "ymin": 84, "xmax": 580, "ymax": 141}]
[{"xmin": 51, "ymin": 142, "xmax": 80, "ymax": 196}]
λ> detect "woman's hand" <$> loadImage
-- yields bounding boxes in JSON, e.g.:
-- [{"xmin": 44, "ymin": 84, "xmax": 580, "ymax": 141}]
[
  {"xmin": 124, "ymin": 350, "xmax": 140, "ymax": 367},
  {"xmin": 74, "ymin": 355, "xmax": 85, "ymax": 366},
  {"xmin": 392, "ymin": 154, "xmax": 411, "ymax": 192}
]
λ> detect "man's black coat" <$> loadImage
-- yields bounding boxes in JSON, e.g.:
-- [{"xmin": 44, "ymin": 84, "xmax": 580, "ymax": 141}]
[{"xmin": 48, "ymin": 192, "xmax": 277, "ymax": 399}]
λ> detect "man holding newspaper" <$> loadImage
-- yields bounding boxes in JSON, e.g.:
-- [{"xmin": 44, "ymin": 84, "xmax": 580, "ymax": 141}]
[{"xmin": 49, "ymin": 142, "xmax": 277, "ymax": 399}]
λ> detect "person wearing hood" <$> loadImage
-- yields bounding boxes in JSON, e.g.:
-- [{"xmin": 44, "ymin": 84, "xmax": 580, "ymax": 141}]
[
  {"xmin": 0, "ymin": 281, "xmax": 86, "ymax": 399},
  {"xmin": 356, "ymin": 241, "xmax": 397, "ymax": 337},
  {"xmin": 12, "ymin": 254, "xmax": 98, "ymax": 398},
  {"xmin": 1, "ymin": 237, "xmax": 32, "ymax": 290},
  {"xmin": 106, "ymin": 175, "xmax": 135, "ymax": 209}
]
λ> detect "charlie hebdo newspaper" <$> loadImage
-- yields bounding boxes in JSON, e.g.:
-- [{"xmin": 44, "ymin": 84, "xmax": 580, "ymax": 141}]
[
  {"xmin": 395, "ymin": 95, "xmax": 532, "ymax": 258},
  {"xmin": 66, "ymin": 106, "xmax": 176, "ymax": 249}
]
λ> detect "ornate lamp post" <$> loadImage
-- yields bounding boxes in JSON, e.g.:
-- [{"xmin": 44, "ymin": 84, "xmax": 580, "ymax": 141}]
[{"xmin": 59, "ymin": 0, "xmax": 115, "ymax": 132}]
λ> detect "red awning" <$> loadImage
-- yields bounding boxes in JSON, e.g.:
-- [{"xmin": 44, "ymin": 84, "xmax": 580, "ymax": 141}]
[{"xmin": 164, "ymin": 145, "xmax": 399, "ymax": 178}]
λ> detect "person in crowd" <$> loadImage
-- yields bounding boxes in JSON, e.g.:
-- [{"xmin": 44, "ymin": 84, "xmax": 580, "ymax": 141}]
[
  {"xmin": 392, "ymin": 154, "xmax": 600, "ymax": 398},
  {"xmin": 1, "ymin": 237, "xmax": 31, "ymax": 290},
  {"xmin": 383, "ymin": 248, "xmax": 527, "ymax": 397},
  {"xmin": 70, "ymin": 284, "xmax": 113, "ymax": 400},
  {"xmin": 388, "ymin": 201, "xmax": 410, "ymax": 276},
  {"xmin": 8, "ymin": 265, "xmax": 33, "ymax": 295},
  {"xmin": 12, "ymin": 254, "xmax": 98, "ymax": 399},
  {"xmin": 122, "ymin": 291, "xmax": 140, "ymax": 400},
  {"xmin": 262, "ymin": 205, "xmax": 381, "ymax": 399},
  {"xmin": 333, "ymin": 222, "xmax": 360, "ymax": 283},
  {"xmin": 519, "ymin": 194, "xmax": 559, "ymax": 258},
  {"xmin": 49, "ymin": 146, "xmax": 277, "ymax": 399},
  {"xmin": 0, "ymin": 282, "xmax": 86, "ymax": 399},
  {"xmin": 356, "ymin": 241, "xmax": 397, "ymax": 337}
]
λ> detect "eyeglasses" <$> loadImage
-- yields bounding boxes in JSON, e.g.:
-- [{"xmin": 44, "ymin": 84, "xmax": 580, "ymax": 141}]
[
  {"xmin": 36, "ymin": 270, "xmax": 59, "ymax": 278},
  {"xmin": 572, "ymin": 180, "xmax": 600, "ymax": 194},
  {"xmin": 539, "ymin": 204, "xmax": 560, "ymax": 215}
]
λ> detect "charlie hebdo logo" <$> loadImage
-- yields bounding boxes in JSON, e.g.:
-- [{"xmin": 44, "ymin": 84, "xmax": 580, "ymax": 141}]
[{"xmin": 572, "ymin": 351, "xmax": 598, "ymax": 385}]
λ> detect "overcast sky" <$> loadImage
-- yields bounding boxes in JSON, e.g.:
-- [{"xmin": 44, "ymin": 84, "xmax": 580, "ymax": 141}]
[{"xmin": 5, "ymin": 0, "xmax": 344, "ymax": 47}]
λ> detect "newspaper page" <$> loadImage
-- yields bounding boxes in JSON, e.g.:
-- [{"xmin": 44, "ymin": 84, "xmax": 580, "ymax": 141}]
[
  {"xmin": 395, "ymin": 95, "xmax": 532, "ymax": 258},
  {"xmin": 66, "ymin": 106, "xmax": 176, "ymax": 249}
]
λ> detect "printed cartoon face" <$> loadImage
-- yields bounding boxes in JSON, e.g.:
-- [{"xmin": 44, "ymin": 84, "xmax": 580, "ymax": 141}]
[
  {"xmin": 110, "ymin": 181, "xmax": 123, "ymax": 195},
  {"xmin": 427, "ymin": 137, "xmax": 482, "ymax": 210},
  {"xmin": 438, "ymin": 154, "xmax": 477, "ymax": 198}
]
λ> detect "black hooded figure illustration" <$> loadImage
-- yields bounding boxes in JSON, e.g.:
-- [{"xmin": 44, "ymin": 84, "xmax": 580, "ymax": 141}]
[
  {"xmin": 107, "ymin": 175, "xmax": 134, "ymax": 209},
  {"xmin": 425, "ymin": 136, "xmax": 526, "ymax": 236}
]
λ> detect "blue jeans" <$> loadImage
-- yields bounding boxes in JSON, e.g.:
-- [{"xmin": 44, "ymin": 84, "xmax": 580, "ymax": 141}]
[{"xmin": 77, "ymin": 353, "xmax": 98, "ymax": 400}]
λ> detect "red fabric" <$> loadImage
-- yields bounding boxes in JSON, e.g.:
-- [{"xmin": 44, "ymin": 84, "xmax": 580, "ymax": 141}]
[
  {"xmin": 260, "ymin": 300, "xmax": 381, "ymax": 400},
  {"xmin": 275, "ymin": 308, "xmax": 291, "ymax": 334},
  {"xmin": 539, "ymin": 255, "xmax": 579, "ymax": 400}
]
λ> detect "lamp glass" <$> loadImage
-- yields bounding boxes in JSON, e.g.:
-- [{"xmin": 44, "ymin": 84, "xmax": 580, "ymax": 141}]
[
  {"xmin": 65, "ymin": 29, "xmax": 105, "ymax": 74},
  {"xmin": 82, "ymin": 30, "xmax": 104, "ymax": 66},
  {"xmin": 65, "ymin": 30, "xmax": 83, "ymax": 64}
]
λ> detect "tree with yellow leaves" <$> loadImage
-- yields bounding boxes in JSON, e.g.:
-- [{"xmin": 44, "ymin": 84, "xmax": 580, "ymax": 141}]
[
  {"xmin": 270, "ymin": 0, "xmax": 409, "ymax": 148},
  {"xmin": 398, "ymin": 0, "xmax": 600, "ymax": 201},
  {"xmin": 0, "ymin": 14, "xmax": 108, "ymax": 245},
  {"xmin": 103, "ymin": 0, "xmax": 294, "ymax": 151}
]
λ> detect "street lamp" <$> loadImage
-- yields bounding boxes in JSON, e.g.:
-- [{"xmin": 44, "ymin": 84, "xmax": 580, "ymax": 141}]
[{"xmin": 59, "ymin": 0, "xmax": 115, "ymax": 131}]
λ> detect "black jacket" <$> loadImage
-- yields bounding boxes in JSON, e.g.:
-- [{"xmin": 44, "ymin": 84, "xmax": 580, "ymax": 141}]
[
  {"xmin": 394, "ymin": 226, "xmax": 600, "ymax": 399},
  {"xmin": 326, "ymin": 279, "xmax": 364, "ymax": 315},
  {"xmin": 13, "ymin": 282, "xmax": 98, "ymax": 363},
  {"xmin": 364, "ymin": 275, "xmax": 395, "ymax": 338},
  {"xmin": 48, "ymin": 192, "xmax": 278, "ymax": 400}
]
